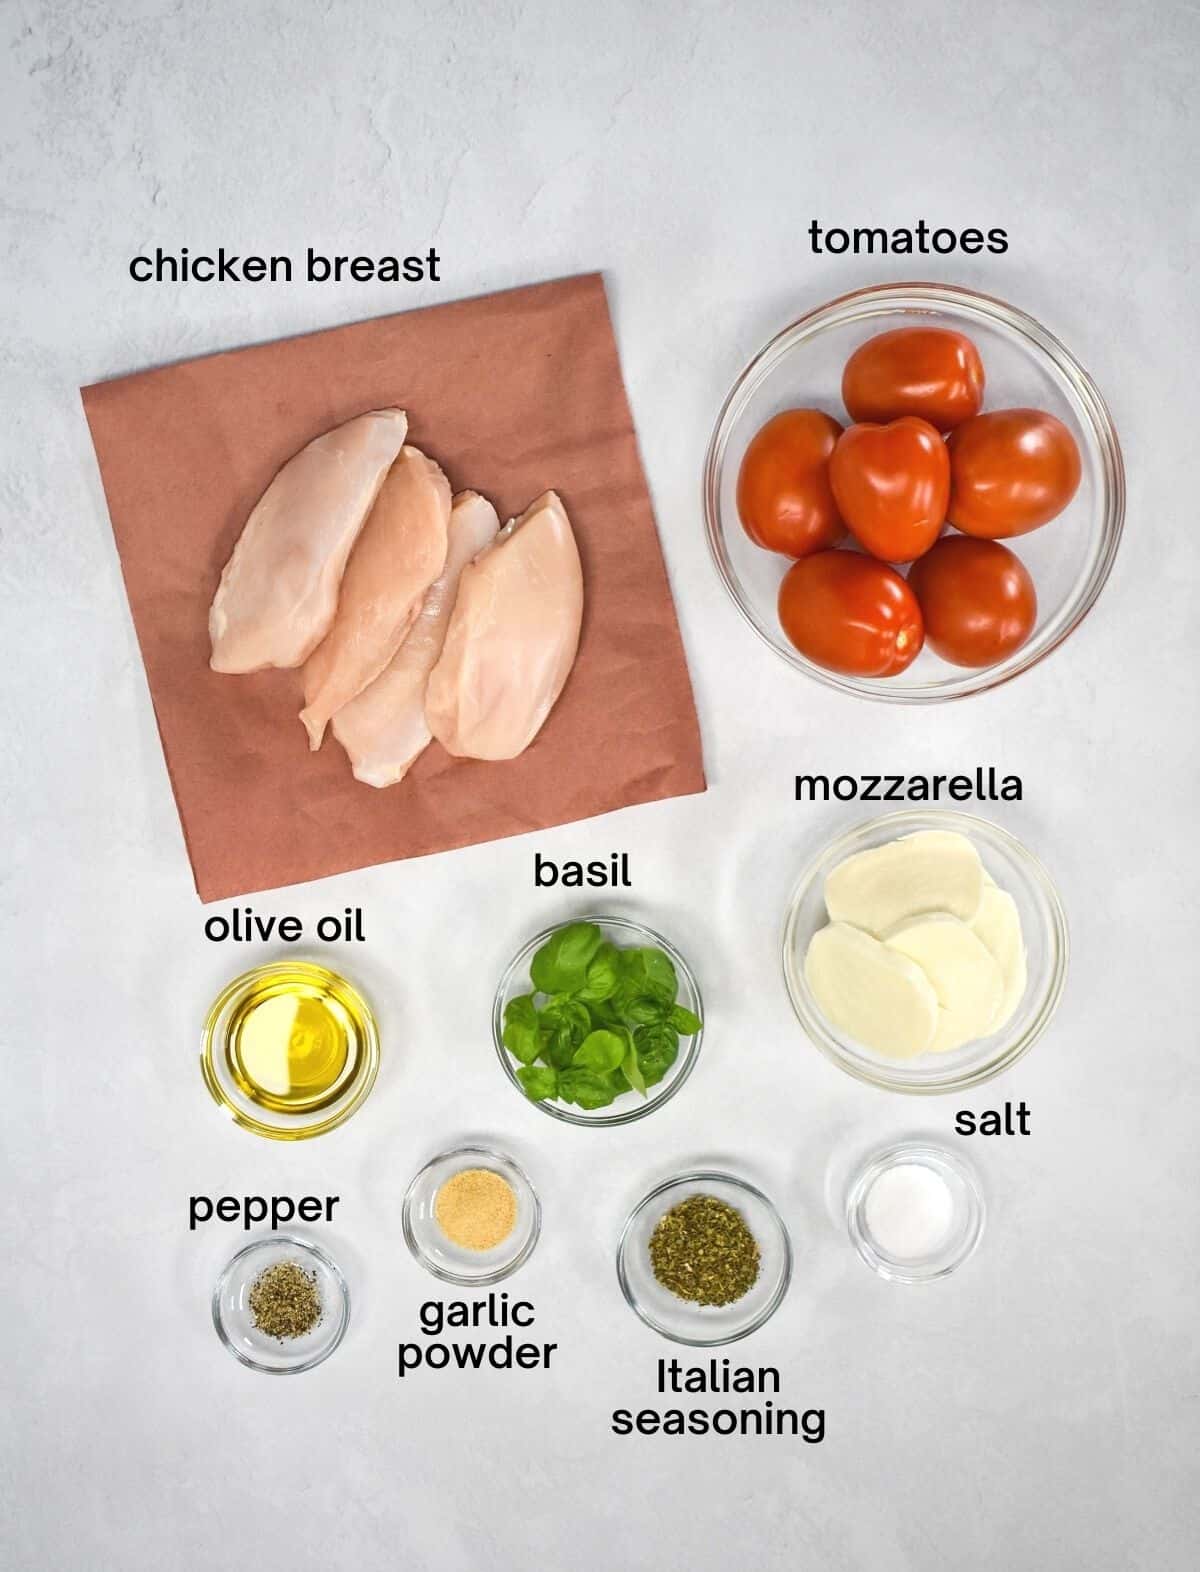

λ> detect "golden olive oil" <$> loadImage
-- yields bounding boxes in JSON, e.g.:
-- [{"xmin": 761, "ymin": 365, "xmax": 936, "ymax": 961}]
[{"xmin": 202, "ymin": 961, "xmax": 379, "ymax": 1138}]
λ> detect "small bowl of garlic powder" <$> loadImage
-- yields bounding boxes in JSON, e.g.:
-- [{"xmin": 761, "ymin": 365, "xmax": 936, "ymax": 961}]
[
  {"xmin": 402, "ymin": 1145, "xmax": 541, "ymax": 1285},
  {"xmin": 846, "ymin": 1141, "xmax": 985, "ymax": 1284}
]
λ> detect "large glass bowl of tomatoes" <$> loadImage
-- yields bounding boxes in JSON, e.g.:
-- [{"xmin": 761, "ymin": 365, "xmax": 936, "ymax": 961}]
[{"xmin": 703, "ymin": 282, "xmax": 1124, "ymax": 702}]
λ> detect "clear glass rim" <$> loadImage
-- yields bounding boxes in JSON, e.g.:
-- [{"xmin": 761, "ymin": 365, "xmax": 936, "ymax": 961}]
[
  {"xmin": 401, "ymin": 1143, "xmax": 543, "ymax": 1286},
  {"xmin": 615, "ymin": 1169, "xmax": 793, "ymax": 1347},
  {"xmin": 211, "ymin": 1233, "xmax": 350, "ymax": 1375},
  {"xmin": 845, "ymin": 1141, "xmax": 986, "ymax": 1283},
  {"xmin": 703, "ymin": 279, "xmax": 1126, "ymax": 703},
  {"xmin": 491, "ymin": 913, "xmax": 704, "ymax": 1127},
  {"xmin": 782, "ymin": 808, "xmax": 1070, "ymax": 1093},
  {"xmin": 200, "ymin": 959, "xmax": 381, "ymax": 1141}
]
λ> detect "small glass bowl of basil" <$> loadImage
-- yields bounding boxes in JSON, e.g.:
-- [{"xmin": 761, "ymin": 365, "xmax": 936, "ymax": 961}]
[{"xmin": 493, "ymin": 915, "xmax": 704, "ymax": 1126}]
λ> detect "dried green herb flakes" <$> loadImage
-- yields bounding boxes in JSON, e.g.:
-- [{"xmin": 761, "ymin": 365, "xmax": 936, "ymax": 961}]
[{"xmin": 648, "ymin": 1195, "xmax": 761, "ymax": 1307}]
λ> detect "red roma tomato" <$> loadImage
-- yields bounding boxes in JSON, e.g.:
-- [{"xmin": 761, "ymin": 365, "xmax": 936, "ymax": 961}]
[
  {"xmin": 947, "ymin": 408, "xmax": 1081, "ymax": 538},
  {"xmin": 842, "ymin": 327, "xmax": 985, "ymax": 432},
  {"xmin": 736, "ymin": 409, "xmax": 844, "ymax": 557},
  {"xmin": 828, "ymin": 417, "xmax": 950, "ymax": 563},
  {"xmin": 907, "ymin": 536, "xmax": 1037, "ymax": 667},
  {"xmin": 778, "ymin": 550, "xmax": 924, "ymax": 677}
]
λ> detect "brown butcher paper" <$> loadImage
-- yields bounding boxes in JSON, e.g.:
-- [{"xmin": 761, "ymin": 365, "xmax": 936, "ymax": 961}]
[{"xmin": 81, "ymin": 273, "xmax": 706, "ymax": 901}]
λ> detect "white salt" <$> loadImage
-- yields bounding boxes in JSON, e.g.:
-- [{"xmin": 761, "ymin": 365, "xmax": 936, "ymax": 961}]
[{"xmin": 864, "ymin": 1162, "xmax": 954, "ymax": 1260}]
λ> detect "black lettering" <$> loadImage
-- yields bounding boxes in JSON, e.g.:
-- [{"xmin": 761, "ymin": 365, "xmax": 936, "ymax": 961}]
[
  {"xmin": 297, "ymin": 1197, "xmax": 321, "ymax": 1222},
  {"xmin": 612, "ymin": 1408, "xmax": 633, "ymax": 1434},
  {"xmin": 890, "ymin": 228, "xmax": 913, "ymax": 254},
  {"xmin": 809, "ymin": 220, "xmax": 823, "ymax": 252},
  {"xmin": 350, "ymin": 256, "xmax": 374, "ymax": 281},
  {"xmin": 378, "ymin": 257, "xmax": 400, "ymax": 282},
  {"xmin": 534, "ymin": 852, "xmax": 557, "ymax": 887},
  {"xmin": 398, "ymin": 1344, "xmax": 422, "ymax": 1376},
  {"xmin": 795, "ymin": 774, "xmax": 830, "ymax": 801},
  {"xmin": 420, "ymin": 1301, "xmax": 444, "ymax": 1336},
  {"xmin": 278, "ymin": 916, "xmax": 303, "ymax": 941},
  {"xmin": 307, "ymin": 248, "xmax": 331, "ymax": 282},
  {"xmin": 204, "ymin": 915, "xmax": 230, "ymax": 941},
  {"xmin": 854, "ymin": 227, "xmax": 888, "ymax": 253},
  {"xmin": 244, "ymin": 1196, "xmax": 268, "ymax": 1228},
  {"xmin": 955, "ymin": 1110, "xmax": 977, "ymax": 1135},
  {"xmin": 242, "ymin": 256, "xmax": 265, "ymax": 281},
  {"xmin": 216, "ymin": 1197, "xmax": 239, "ymax": 1222},
  {"xmin": 425, "ymin": 1344, "xmax": 449, "ymax": 1369},
  {"xmin": 130, "ymin": 256, "xmax": 152, "ymax": 281},
  {"xmin": 883, "ymin": 775, "xmax": 902, "ymax": 801},
  {"xmin": 825, "ymin": 227, "xmax": 849, "ymax": 254},
  {"xmin": 833, "ymin": 775, "xmax": 857, "ymax": 801},
  {"xmin": 960, "ymin": 227, "xmax": 984, "ymax": 254},
  {"xmin": 636, "ymin": 1410, "xmax": 660, "ymax": 1434},
  {"xmin": 189, "ymin": 1197, "xmax": 212, "ymax": 1230},
  {"xmin": 988, "ymin": 228, "xmax": 1009, "ymax": 254},
  {"xmin": 950, "ymin": 774, "xmax": 971, "ymax": 800},
  {"xmin": 427, "ymin": 248, "xmax": 441, "ymax": 281},
  {"xmin": 802, "ymin": 1408, "xmax": 826, "ymax": 1443}
]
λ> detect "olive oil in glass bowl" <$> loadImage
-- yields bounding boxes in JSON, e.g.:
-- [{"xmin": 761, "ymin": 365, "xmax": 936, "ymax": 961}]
[{"xmin": 201, "ymin": 960, "xmax": 380, "ymax": 1140}]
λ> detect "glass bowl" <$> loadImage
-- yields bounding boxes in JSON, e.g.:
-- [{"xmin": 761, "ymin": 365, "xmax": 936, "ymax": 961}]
[
  {"xmin": 783, "ymin": 809, "xmax": 1068, "ymax": 1093},
  {"xmin": 201, "ymin": 960, "xmax": 380, "ymax": 1141},
  {"xmin": 704, "ymin": 281, "xmax": 1124, "ymax": 702},
  {"xmin": 617, "ymin": 1171, "xmax": 792, "ymax": 1345},
  {"xmin": 402, "ymin": 1145, "xmax": 541, "ymax": 1286},
  {"xmin": 492, "ymin": 914, "xmax": 704, "ymax": 1127},
  {"xmin": 846, "ymin": 1141, "xmax": 985, "ymax": 1283},
  {"xmin": 212, "ymin": 1234, "xmax": 349, "ymax": 1374}
]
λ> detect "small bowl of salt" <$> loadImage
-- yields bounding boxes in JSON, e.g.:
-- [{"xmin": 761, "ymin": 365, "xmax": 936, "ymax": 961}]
[{"xmin": 846, "ymin": 1141, "xmax": 984, "ymax": 1284}]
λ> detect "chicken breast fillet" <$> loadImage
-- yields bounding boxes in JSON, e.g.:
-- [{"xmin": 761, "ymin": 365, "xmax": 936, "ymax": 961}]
[
  {"xmin": 331, "ymin": 491, "xmax": 501, "ymax": 787},
  {"xmin": 209, "ymin": 408, "xmax": 408, "ymax": 673},
  {"xmin": 425, "ymin": 490, "xmax": 583, "ymax": 760},
  {"xmin": 299, "ymin": 445, "xmax": 451, "ymax": 749}
]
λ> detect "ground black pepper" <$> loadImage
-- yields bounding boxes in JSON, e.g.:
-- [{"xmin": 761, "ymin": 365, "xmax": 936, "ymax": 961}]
[{"xmin": 248, "ymin": 1261, "xmax": 323, "ymax": 1340}]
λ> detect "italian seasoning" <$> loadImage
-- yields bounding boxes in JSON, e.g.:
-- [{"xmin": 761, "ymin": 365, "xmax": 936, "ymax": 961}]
[
  {"xmin": 248, "ymin": 1261, "xmax": 323, "ymax": 1341},
  {"xmin": 649, "ymin": 1195, "xmax": 761, "ymax": 1307}
]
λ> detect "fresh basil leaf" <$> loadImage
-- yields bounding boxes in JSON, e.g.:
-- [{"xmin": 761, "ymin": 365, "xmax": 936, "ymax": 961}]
[
  {"xmin": 669, "ymin": 1003, "xmax": 702, "ymax": 1036},
  {"xmin": 572, "ymin": 1029, "xmax": 627, "ymax": 1074},
  {"xmin": 530, "ymin": 922, "xmax": 604, "ymax": 993},
  {"xmin": 558, "ymin": 1068, "xmax": 617, "ymax": 1109},
  {"xmin": 622, "ymin": 993, "xmax": 669, "ymax": 1026},
  {"xmin": 516, "ymin": 1064, "xmax": 558, "ymax": 1102},
  {"xmin": 541, "ymin": 997, "xmax": 592, "ymax": 1046},
  {"xmin": 542, "ymin": 1026, "xmax": 580, "ymax": 1070},
  {"xmin": 503, "ymin": 1017, "xmax": 544, "ymax": 1065},
  {"xmin": 588, "ymin": 996, "xmax": 624, "ymax": 1031},
  {"xmin": 505, "ymin": 993, "xmax": 540, "ymax": 1030},
  {"xmin": 575, "ymin": 941, "xmax": 621, "ymax": 1004},
  {"xmin": 634, "ymin": 1022, "xmax": 680, "ymax": 1087},
  {"xmin": 621, "ymin": 1037, "xmax": 647, "ymax": 1097},
  {"xmin": 619, "ymin": 947, "xmax": 677, "ymax": 1006}
]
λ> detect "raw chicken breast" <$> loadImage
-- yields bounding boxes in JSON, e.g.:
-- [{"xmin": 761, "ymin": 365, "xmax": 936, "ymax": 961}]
[
  {"xmin": 332, "ymin": 491, "xmax": 501, "ymax": 787},
  {"xmin": 209, "ymin": 408, "xmax": 407, "ymax": 673},
  {"xmin": 299, "ymin": 445, "xmax": 451, "ymax": 748},
  {"xmin": 426, "ymin": 490, "xmax": 582, "ymax": 760}
]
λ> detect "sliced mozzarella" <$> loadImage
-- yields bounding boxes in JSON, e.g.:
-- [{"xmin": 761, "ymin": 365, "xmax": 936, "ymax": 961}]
[
  {"xmin": 969, "ymin": 883, "xmax": 1027, "ymax": 1034},
  {"xmin": 804, "ymin": 922, "xmax": 939, "ymax": 1059},
  {"xmin": 824, "ymin": 831, "xmax": 984, "ymax": 937},
  {"xmin": 886, "ymin": 915, "xmax": 1003, "ymax": 1054}
]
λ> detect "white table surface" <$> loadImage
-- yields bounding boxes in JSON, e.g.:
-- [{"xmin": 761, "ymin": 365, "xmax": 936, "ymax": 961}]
[{"xmin": 3, "ymin": 2, "xmax": 1197, "ymax": 1568}]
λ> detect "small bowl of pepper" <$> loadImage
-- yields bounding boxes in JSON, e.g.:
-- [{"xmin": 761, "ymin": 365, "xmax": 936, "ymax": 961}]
[
  {"xmin": 617, "ymin": 1171, "xmax": 792, "ymax": 1346},
  {"xmin": 212, "ymin": 1234, "xmax": 349, "ymax": 1374}
]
